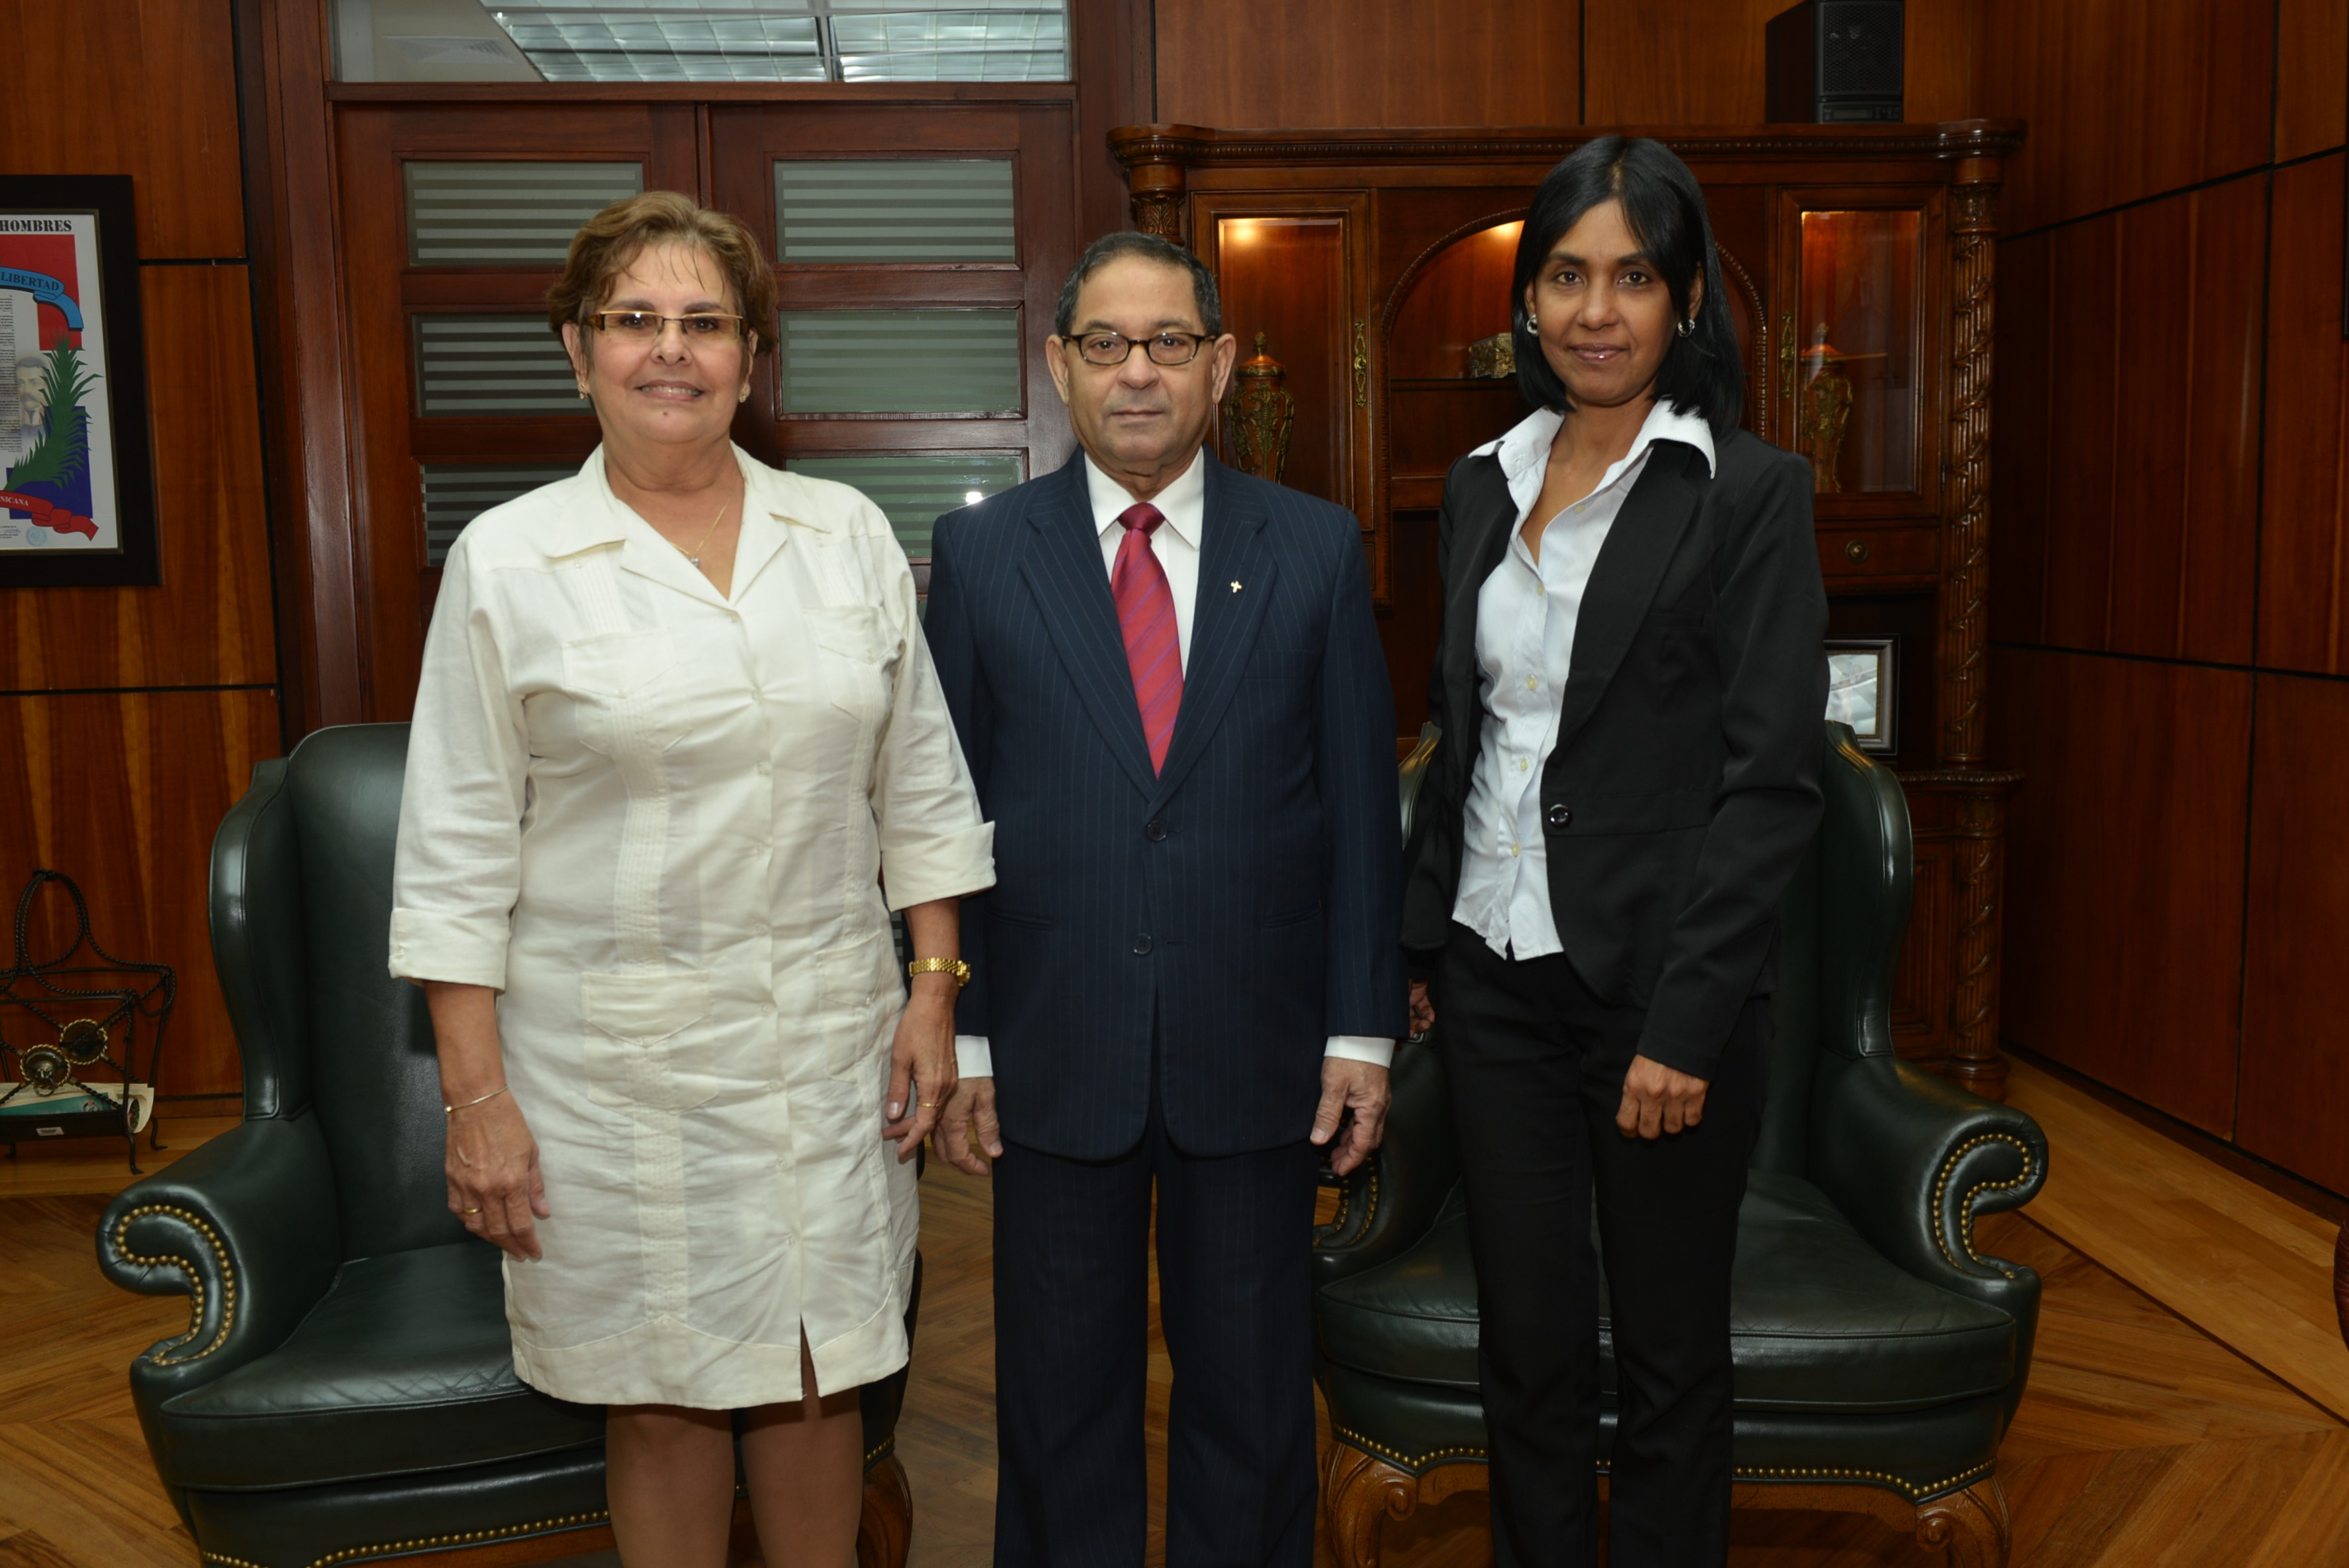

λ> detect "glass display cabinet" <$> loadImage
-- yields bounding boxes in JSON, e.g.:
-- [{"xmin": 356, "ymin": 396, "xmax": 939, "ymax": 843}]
[{"xmin": 1112, "ymin": 121, "xmax": 2024, "ymax": 1097}]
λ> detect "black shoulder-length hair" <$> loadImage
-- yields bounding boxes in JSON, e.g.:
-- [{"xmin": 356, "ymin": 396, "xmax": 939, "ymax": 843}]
[{"xmin": 1511, "ymin": 136, "xmax": 1743, "ymax": 438}]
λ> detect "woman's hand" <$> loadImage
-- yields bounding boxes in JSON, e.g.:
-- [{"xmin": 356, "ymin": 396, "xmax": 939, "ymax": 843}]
[
  {"xmin": 447, "ymin": 1091, "xmax": 550, "ymax": 1259},
  {"xmin": 883, "ymin": 975, "xmax": 959, "ymax": 1163},
  {"xmin": 1616, "ymin": 1053, "xmax": 1710, "ymax": 1140}
]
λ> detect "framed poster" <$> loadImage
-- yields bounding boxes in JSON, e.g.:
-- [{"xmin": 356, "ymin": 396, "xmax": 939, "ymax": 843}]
[
  {"xmin": 1825, "ymin": 634, "xmax": 1897, "ymax": 754},
  {"xmin": 0, "ymin": 176, "xmax": 158, "ymax": 586}
]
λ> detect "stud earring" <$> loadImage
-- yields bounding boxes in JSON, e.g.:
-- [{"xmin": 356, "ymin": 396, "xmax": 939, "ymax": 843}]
[
  {"xmin": 1676, "ymin": 316, "xmax": 1696, "ymax": 338},
  {"xmin": 738, "ymin": 387, "xmax": 750, "ymax": 404},
  {"xmin": 1526, "ymin": 313, "xmax": 1538, "ymax": 332}
]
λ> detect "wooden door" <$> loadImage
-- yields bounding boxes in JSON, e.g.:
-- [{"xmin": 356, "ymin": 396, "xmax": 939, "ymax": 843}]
[{"xmin": 335, "ymin": 103, "xmax": 701, "ymax": 720}]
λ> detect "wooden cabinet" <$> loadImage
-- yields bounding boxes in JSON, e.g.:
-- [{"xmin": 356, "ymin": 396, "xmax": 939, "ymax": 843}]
[{"xmin": 1113, "ymin": 121, "xmax": 2024, "ymax": 1097}]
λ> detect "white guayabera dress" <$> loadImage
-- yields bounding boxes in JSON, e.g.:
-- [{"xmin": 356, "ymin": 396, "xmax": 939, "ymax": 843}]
[{"xmin": 389, "ymin": 446, "xmax": 993, "ymax": 1408}]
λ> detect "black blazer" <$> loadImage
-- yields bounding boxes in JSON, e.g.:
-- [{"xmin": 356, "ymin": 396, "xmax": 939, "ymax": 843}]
[
  {"xmin": 926, "ymin": 452, "xmax": 1407, "ymax": 1160},
  {"xmin": 1401, "ymin": 424, "xmax": 1828, "ymax": 1081}
]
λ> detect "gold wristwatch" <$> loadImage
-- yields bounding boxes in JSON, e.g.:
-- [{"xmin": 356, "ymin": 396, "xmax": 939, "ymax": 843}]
[{"xmin": 908, "ymin": 957, "xmax": 972, "ymax": 990}]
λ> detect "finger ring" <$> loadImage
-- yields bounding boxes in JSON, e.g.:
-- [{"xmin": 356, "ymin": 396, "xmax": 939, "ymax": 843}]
[
  {"xmin": 918, "ymin": 1101, "xmax": 939, "ymax": 1109},
  {"xmin": 462, "ymin": 1207, "xmax": 482, "ymax": 1215}
]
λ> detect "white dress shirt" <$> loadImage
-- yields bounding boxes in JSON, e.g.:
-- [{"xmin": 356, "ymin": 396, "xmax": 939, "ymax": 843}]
[
  {"xmin": 1451, "ymin": 400, "xmax": 1717, "ymax": 959},
  {"xmin": 956, "ymin": 448, "xmax": 1394, "ymax": 1077}
]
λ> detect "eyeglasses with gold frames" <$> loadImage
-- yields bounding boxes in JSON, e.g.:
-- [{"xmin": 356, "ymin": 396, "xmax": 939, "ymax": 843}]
[{"xmin": 586, "ymin": 311, "xmax": 749, "ymax": 342}]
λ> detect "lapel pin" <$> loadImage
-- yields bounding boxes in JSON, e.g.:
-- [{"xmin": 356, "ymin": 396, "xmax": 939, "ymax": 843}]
[{"xmin": 1231, "ymin": 580, "xmax": 1243, "ymax": 593}]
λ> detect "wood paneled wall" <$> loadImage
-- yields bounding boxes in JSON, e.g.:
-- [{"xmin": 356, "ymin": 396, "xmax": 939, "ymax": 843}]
[
  {"xmin": 0, "ymin": 1, "xmax": 281, "ymax": 1101},
  {"xmin": 1986, "ymin": 0, "xmax": 2349, "ymax": 1193},
  {"xmin": 1152, "ymin": 1, "xmax": 1972, "ymax": 132}
]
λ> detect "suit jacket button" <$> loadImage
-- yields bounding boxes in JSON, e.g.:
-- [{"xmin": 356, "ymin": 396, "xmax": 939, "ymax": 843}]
[
  {"xmin": 1545, "ymin": 802, "xmax": 1572, "ymax": 829},
  {"xmin": 1132, "ymin": 933, "xmax": 1154, "ymax": 955},
  {"xmin": 1145, "ymin": 819, "xmax": 1169, "ymax": 842}
]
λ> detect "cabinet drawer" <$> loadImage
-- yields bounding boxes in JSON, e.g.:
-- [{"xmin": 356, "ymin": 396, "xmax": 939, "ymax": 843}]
[{"xmin": 1818, "ymin": 526, "xmax": 1937, "ymax": 581}]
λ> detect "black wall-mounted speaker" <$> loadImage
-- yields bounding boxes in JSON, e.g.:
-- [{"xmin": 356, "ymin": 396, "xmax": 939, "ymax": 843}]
[{"xmin": 1766, "ymin": 0, "xmax": 1905, "ymax": 124}]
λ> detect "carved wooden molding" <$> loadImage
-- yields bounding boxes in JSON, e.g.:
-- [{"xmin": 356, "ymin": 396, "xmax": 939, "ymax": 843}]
[
  {"xmin": 1939, "ymin": 160, "xmax": 2002, "ymax": 768},
  {"xmin": 1322, "ymin": 1449, "xmax": 2012, "ymax": 1568},
  {"xmin": 856, "ymin": 1451, "xmax": 914, "ymax": 1568},
  {"xmin": 1111, "ymin": 120, "xmax": 2027, "ymax": 172}
]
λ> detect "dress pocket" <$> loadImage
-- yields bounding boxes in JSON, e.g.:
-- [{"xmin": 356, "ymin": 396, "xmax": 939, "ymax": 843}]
[
  {"xmin": 562, "ymin": 630, "xmax": 677, "ymax": 699},
  {"xmin": 814, "ymin": 935, "xmax": 899, "ymax": 1081},
  {"xmin": 579, "ymin": 969, "xmax": 715, "ymax": 1113},
  {"xmin": 804, "ymin": 604, "xmax": 900, "ymax": 721},
  {"xmin": 562, "ymin": 631, "xmax": 682, "ymax": 755}
]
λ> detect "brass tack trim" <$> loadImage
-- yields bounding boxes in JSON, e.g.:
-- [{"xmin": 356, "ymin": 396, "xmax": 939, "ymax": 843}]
[
  {"xmin": 1329, "ymin": 1426, "xmax": 1995, "ymax": 1502},
  {"xmin": 111, "ymin": 1203, "xmax": 237, "ymax": 1365},
  {"xmin": 200, "ymin": 1507, "xmax": 614, "ymax": 1568},
  {"xmin": 1931, "ymin": 1133, "xmax": 2035, "ymax": 1276},
  {"xmin": 1324, "ymin": 1163, "xmax": 1380, "ymax": 1239},
  {"xmin": 865, "ymin": 1435, "xmax": 894, "ymax": 1465}
]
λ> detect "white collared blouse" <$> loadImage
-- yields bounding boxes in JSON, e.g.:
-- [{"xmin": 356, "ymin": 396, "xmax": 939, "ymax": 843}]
[
  {"xmin": 389, "ymin": 444, "xmax": 993, "ymax": 1410},
  {"xmin": 1451, "ymin": 400, "xmax": 1717, "ymax": 959}
]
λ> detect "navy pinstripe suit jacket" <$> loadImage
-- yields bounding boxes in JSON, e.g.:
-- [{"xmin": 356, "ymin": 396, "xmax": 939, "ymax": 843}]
[{"xmin": 924, "ymin": 451, "xmax": 1408, "ymax": 1160}]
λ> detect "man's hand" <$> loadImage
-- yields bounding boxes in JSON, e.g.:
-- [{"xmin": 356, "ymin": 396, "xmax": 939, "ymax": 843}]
[
  {"xmin": 1311, "ymin": 1058, "xmax": 1392, "ymax": 1176},
  {"xmin": 1615, "ymin": 1053, "xmax": 1709, "ymax": 1140},
  {"xmin": 935, "ymin": 1075, "xmax": 1002, "ymax": 1176},
  {"xmin": 1408, "ymin": 980, "xmax": 1435, "ymax": 1037}
]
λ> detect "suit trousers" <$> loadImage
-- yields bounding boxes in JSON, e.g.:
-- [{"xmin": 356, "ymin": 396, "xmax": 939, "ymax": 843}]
[
  {"xmin": 1437, "ymin": 922, "xmax": 1765, "ymax": 1568},
  {"xmin": 990, "ymin": 1069, "xmax": 1321, "ymax": 1568}
]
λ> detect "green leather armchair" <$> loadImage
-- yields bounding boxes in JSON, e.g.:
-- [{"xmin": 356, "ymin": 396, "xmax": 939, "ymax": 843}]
[
  {"xmin": 98, "ymin": 724, "xmax": 919, "ymax": 1568},
  {"xmin": 1318, "ymin": 724, "xmax": 2047, "ymax": 1568}
]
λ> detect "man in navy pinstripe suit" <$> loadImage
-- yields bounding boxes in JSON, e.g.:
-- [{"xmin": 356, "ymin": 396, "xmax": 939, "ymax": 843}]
[{"xmin": 925, "ymin": 231, "xmax": 1408, "ymax": 1566}]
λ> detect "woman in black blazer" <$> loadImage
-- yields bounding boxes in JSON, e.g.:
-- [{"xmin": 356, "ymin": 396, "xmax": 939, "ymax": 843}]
[{"xmin": 1400, "ymin": 137, "xmax": 1828, "ymax": 1568}]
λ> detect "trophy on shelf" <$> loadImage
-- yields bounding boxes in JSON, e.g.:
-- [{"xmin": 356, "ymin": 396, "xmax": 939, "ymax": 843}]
[
  {"xmin": 0, "ymin": 869, "xmax": 175, "ymax": 1172},
  {"xmin": 1795, "ymin": 320, "xmax": 1886, "ymax": 494},
  {"xmin": 1221, "ymin": 332, "xmax": 1295, "ymax": 483}
]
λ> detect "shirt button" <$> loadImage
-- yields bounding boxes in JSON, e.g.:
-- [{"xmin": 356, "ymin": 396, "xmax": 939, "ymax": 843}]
[
  {"xmin": 753, "ymin": 922, "xmax": 769, "ymax": 936},
  {"xmin": 1508, "ymin": 845, "xmax": 1520, "ymax": 858},
  {"xmin": 759, "ymin": 1001, "xmax": 776, "ymax": 1015},
  {"xmin": 757, "ymin": 761, "xmax": 772, "ymax": 776},
  {"xmin": 1524, "ymin": 675, "xmax": 1537, "ymax": 691},
  {"xmin": 1517, "ymin": 757, "xmax": 1529, "ymax": 772},
  {"xmin": 1132, "ymin": 933, "xmax": 1154, "ymax": 955},
  {"xmin": 1536, "ymin": 583, "xmax": 1545, "ymax": 595}
]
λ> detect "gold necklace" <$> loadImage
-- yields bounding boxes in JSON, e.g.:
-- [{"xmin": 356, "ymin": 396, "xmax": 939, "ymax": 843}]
[{"xmin": 679, "ymin": 501, "xmax": 727, "ymax": 568}]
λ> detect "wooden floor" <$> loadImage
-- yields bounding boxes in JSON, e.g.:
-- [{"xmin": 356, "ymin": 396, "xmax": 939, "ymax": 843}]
[{"xmin": 4, "ymin": 1077, "xmax": 2345, "ymax": 1568}]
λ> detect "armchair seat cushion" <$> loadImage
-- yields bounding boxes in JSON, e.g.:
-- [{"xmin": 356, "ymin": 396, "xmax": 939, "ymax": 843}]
[
  {"xmin": 1317, "ymin": 1171, "xmax": 2017, "ymax": 1416},
  {"xmin": 154, "ymin": 1241, "xmax": 603, "ymax": 1490}
]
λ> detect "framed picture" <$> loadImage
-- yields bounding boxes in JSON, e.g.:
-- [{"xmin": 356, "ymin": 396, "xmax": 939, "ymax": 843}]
[
  {"xmin": 1825, "ymin": 634, "xmax": 1897, "ymax": 754},
  {"xmin": 0, "ymin": 176, "xmax": 158, "ymax": 587}
]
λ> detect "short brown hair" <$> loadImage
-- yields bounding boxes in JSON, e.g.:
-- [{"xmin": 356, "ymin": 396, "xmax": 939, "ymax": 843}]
[{"xmin": 546, "ymin": 192, "xmax": 775, "ymax": 355}]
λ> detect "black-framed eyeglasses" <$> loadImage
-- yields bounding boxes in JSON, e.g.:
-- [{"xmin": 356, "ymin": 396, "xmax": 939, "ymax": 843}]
[
  {"xmin": 586, "ymin": 311, "xmax": 749, "ymax": 342},
  {"xmin": 1065, "ymin": 330, "xmax": 1213, "ymax": 367}
]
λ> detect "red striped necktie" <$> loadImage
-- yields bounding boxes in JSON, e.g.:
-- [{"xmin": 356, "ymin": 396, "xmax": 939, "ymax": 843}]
[{"xmin": 1111, "ymin": 502, "xmax": 1183, "ymax": 773}]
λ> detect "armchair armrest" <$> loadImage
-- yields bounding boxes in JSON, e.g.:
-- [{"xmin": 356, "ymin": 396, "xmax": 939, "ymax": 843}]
[
  {"xmin": 1809, "ymin": 1054, "xmax": 2048, "ymax": 1420},
  {"xmin": 1313, "ymin": 1034, "xmax": 1459, "ymax": 1290},
  {"xmin": 1809, "ymin": 1055, "xmax": 2047, "ymax": 1296},
  {"xmin": 98, "ymin": 1112, "xmax": 343, "ymax": 1408}
]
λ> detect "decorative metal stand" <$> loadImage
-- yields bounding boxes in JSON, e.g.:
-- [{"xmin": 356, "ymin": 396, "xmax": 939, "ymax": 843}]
[{"xmin": 0, "ymin": 869, "xmax": 175, "ymax": 1172}]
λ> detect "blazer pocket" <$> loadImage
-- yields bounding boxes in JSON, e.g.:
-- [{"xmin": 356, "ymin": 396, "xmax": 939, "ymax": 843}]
[
  {"xmin": 1557, "ymin": 791, "xmax": 1716, "ymax": 836},
  {"xmin": 989, "ymin": 906, "xmax": 1055, "ymax": 931},
  {"xmin": 580, "ymin": 969, "xmax": 714, "ymax": 1113},
  {"xmin": 815, "ymin": 934, "xmax": 899, "ymax": 1081}
]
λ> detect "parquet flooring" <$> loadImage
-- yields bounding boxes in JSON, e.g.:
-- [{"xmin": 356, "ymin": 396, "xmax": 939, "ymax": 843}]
[{"xmin": 5, "ymin": 1097, "xmax": 2346, "ymax": 1568}]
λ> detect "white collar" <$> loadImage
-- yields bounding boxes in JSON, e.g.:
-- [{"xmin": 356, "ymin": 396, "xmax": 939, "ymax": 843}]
[
  {"xmin": 1470, "ymin": 398, "xmax": 1717, "ymax": 483},
  {"xmin": 1083, "ymin": 447, "xmax": 1205, "ymax": 551}
]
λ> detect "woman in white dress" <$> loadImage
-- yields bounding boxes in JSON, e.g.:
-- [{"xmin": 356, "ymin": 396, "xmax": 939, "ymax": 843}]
[{"xmin": 388, "ymin": 192, "xmax": 994, "ymax": 1568}]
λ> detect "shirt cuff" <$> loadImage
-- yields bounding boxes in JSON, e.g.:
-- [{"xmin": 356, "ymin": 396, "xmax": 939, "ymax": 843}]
[
  {"xmin": 1323, "ymin": 1034, "xmax": 1394, "ymax": 1068},
  {"xmin": 387, "ymin": 907, "xmax": 510, "ymax": 991},
  {"xmin": 880, "ymin": 824, "xmax": 996, "ymax": 912},
  {"xmin": 955, "ymin": 1035, "xmax": 994, "ymax": 1078}
]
